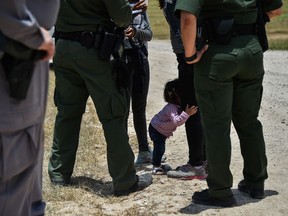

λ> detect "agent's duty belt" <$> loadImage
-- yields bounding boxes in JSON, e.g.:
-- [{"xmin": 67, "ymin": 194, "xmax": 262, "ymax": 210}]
[
  {"xmin": 55, "ymin": 29, "xmax": 126, "ymax": 61},
  {"xmin": 233, "ymin": 23, "xmax": 256, "ymax": 36},
  {"xmin": 201, "ymin": 19, "xmax": 257, "ymax": 45},
  {"xmin": 57, "ymin": 31, "xmax": 98, "ymax": 49}
]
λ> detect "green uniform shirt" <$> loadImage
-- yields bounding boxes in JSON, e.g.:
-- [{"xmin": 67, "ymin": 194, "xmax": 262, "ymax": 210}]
[
  {"xmin": 175, "ymin": 0, "xmax": 283, "ymax": 24},
  {"xmin": 56, "ymin": 0, "xmax": 132, "ymax": 32}
]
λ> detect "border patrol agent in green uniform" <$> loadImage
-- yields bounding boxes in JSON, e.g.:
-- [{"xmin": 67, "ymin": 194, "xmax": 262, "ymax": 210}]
[
  {"xmin": 48, "ymin": 0, "xmax": 152, "ymax": 196},
  {"xmin": 175, "ymin": 0, "xmax": 283, "ymax": 207}
]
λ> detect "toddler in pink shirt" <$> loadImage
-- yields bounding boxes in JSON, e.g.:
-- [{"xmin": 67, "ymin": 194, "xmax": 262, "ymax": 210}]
[{"xmin": 149, "ymin": 79, "xmax": 198, "ymax": 174}]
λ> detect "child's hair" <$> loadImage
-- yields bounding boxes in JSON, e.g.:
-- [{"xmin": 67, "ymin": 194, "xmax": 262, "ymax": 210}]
[
  {"xmin": 158, "ymin": 0, "xmax": 164, "ymax": 9},
  {"xmin": 164, "ymin": 79, "xmax": 181, "ymax": 105}
]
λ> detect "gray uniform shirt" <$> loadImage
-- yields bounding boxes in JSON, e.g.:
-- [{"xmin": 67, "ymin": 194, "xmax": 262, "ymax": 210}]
[{"xmin": 0, "ymin": 0, "xmax": 59, "ymax": 133}]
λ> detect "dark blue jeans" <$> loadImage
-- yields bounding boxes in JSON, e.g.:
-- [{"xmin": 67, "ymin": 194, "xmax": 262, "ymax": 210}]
[{"xmin": 149, "ymin": 124, "xmax": 166, "ymax": 166}]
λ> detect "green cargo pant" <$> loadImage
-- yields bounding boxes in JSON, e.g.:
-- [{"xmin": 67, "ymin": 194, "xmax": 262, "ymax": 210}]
[
  {"xmin": 48, "ymin": 39, "xmax": 136, "ymax": 191},
  {"xmin": 194, "ymin": 35, "xmax": 268, "ymax": 197}
]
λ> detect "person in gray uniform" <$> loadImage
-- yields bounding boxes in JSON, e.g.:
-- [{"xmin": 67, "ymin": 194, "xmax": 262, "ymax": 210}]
[{"xmin": 0, "ymin": 0, "xmax": 59, "ymax": 215}]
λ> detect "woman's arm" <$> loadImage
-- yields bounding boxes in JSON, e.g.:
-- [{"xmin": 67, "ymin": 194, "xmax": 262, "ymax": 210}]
[{"xmin": 132, "ymin": 12, "xmax": 153, "ymax": 42}]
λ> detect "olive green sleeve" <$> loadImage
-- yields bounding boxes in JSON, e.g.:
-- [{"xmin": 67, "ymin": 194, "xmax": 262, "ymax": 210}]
[
  {"xmin": 261, "ymin": 0, "xmax": 283, "ymax": 13},
  {"xmin": 174, "ymin": 0, "xmax": 201, "ymax": 18},
  {"xmin": 104, "ymin": 0, "xmax": 132, "ymax": 28}
]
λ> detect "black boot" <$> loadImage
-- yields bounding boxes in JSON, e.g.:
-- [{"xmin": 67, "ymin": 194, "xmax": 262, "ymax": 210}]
[
  {"xmin": 238, "ymin": 180, "xmax": 264, "ymax": 199},
  {"xmin": 192, "ymin": 189, "xmax": 236, "ymax": 207},
  {"xmin": 114, "ymin": 173, "xmax": 153, "ymax": 196}
]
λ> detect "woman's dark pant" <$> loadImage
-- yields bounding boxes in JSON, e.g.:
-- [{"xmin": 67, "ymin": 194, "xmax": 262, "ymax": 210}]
[
  {"xmin": 126, "ymin": 47, "xmax": 150, "ymax": 152},
  {"xmin": 176, "ymin": 53, "xmax": 206, "ymax": 166}
]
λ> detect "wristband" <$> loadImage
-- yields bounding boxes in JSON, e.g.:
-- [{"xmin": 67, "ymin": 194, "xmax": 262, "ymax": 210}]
[{"xmin": 185, "ymin": 53, "xmax": 197, "ymax": 62}]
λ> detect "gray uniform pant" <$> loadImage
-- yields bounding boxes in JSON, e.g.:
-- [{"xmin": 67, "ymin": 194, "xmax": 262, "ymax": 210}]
[
  {"xmin": 0, "ymin": 123, "xmax": 45, "ymax": 216},
  {"xmin": 194, "ymin": 35, "xmax": 268, "ymax": 197}
]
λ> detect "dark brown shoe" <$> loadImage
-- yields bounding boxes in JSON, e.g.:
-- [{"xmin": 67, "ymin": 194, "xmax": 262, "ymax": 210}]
[
  {"xmin": 238, "ymin": 180, "xmax": 264, "ymax": 199},
  {"xmin": 192, "ymin": 189, "xmax": 236, "ymax": 207}
]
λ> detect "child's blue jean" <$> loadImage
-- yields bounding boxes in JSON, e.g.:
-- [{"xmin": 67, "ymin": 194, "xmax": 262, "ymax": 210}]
[{"xmin": 149, "ymin": 124, "xmax": 167, "ymax": 166}]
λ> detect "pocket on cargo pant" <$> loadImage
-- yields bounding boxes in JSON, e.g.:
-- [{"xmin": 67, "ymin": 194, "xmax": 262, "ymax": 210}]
[
  {"xmin": 0, "ymin": 126, "xmax": 37, "ymax": 182},
  {"xmin": 110, "ymin": 89, "xmax": 129, "ymax": 118},
  {"xmin": 97, "ymin": 89, "xmax": 129, "ymax": 121},
  {"xmin": 209, "ymin": 52, "xmax": 238, "ymax": 81}
]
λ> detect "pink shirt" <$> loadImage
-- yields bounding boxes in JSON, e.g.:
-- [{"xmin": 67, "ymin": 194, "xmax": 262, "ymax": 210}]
[{"xmin": 150, "ymin": 103, "xmax": 190, "ymax": 138}]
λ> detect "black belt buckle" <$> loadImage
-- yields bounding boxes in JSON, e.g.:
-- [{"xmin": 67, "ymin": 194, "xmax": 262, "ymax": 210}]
[{"xmin": 80, "ymin": 31, "xmax": 95, "ymax": 49}]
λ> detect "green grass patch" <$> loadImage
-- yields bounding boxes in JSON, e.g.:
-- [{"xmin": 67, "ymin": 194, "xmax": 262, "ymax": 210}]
[
  {"xmin": 148, "ymin": 0, "xmax": 288, "ymax": 50},
  {"xmin": 147, "ymin": 0, "xmax": 169, "ymax": 39},
  {"xmin": 269, "ymin": 38, "xmax": 288, "ymax": 50}
]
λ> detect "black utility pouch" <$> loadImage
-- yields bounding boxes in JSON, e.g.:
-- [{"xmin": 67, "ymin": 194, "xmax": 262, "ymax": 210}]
[
  {"xmin": 208, "ymin": 16, "xmax": 235, "ymax": 45},
  {"xmin": 80, "ymin": 31, "xmax": 95, "ymax": 49},
  {"xmin": 99, "ymin": 32, "xmax": 117, "ymax": 61}
]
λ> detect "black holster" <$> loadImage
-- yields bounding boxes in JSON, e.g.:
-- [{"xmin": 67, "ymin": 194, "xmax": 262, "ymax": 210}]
[
  {"xmin": 0, "ymin": 32, "xmax": 46, "ymax": 100},
  {"xmin": 96, "ymin": 28, "xmax": 125, "ymax": 61},
  {"xmin": 206, "ymin": 16, "xmax": 235, "ymax": 45},
  {"xmin": 256, "ymin": 2, "xmax": 270, "ymax": 52},
  {"xmin": 111, "ymin": 56, "xmax": 130, "ymax": 90}
]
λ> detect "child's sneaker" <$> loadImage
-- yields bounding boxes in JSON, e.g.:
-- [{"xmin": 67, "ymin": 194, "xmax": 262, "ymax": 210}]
[
  {"xmin": 152, "ymin": 166, "xmax": 164, "ymax": 175},
  {"xmin": 152, "ymin": 164, "xmax": 172, "ymax": 175},
  {"xmin": 167, "ymin": 163, "xmax": 207, "ymax": 180}
]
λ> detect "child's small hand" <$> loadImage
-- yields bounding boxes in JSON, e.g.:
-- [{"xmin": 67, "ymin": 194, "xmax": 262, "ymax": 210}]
[{"xmin": 185, "ymin": 105, "xmax": 198, "ymax": 116}]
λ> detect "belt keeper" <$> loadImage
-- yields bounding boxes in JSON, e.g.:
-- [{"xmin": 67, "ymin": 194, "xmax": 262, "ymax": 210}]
[{"xmin": 185, "ymin": 53, "xmax": 197, "ymax": 62}]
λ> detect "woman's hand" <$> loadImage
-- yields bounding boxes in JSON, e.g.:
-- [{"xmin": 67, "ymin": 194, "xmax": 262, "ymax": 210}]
[
  {"xmin": 132, "ymin": 0, "xmax": 147, "ymax": 13},
  {"xmin": 125, "ymin": 26, "xmax": 135, "ymax": 38}
]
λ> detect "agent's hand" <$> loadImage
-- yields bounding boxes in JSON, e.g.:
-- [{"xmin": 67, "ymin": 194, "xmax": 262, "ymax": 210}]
[
  {"xmin": 186, "ymin": 44, "xmax": 209, "ymax": 64},
  {"xmin": 125, "ymin": 26, "xmax": 135, "ymax": 38},
  {"xmin": 38, "ymin": 27, "xmax": 55, "ymax": 61},
  {"xmin": 185, "ymin": 105, "xmax": 198, "ymax": 116}
]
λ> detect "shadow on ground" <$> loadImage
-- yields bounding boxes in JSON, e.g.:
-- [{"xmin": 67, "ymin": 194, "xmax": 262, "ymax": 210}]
[
  {"xmin": 179, "ymin": 189, "xmax": 279, "ymax": 214},
  {"xmin": 71, "ymin": 176, "xmax": 113, "ymax": 197}
]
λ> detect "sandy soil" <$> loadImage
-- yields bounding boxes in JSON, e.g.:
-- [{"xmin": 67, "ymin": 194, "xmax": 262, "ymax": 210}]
[{"xmin": 44, "ymin": 40, "xmax": 288, "ymax": 216}]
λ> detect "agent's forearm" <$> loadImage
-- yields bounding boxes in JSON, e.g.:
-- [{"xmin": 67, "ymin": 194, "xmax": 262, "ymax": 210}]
[
  {"xmin": 266, "ymin": 8, "xmax": 282, "ymax": 19},
  {"xmin": 180, "ymin": 11, "xmax": 197, "ymax": 58}
]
